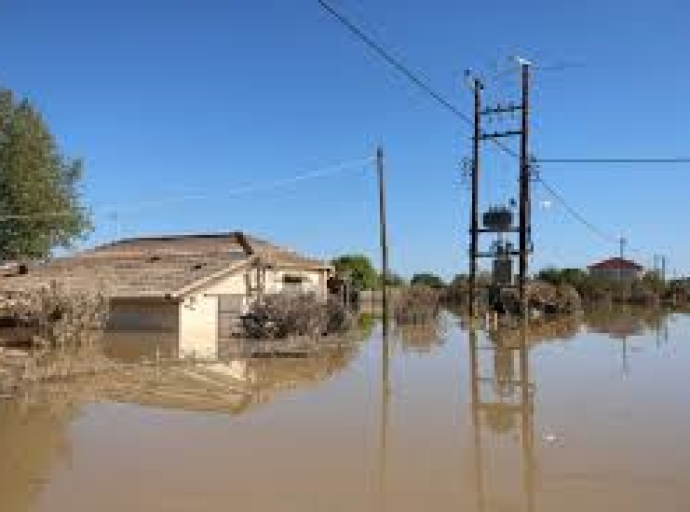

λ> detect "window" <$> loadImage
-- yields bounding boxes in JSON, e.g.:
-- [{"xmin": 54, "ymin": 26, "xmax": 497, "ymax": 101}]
[{"xmin": 282, "ymin": 274, "xmax": 304, "ymax": 294}]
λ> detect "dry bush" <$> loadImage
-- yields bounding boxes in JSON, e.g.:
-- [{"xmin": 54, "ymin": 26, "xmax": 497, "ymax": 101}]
[
  {"xmin": 393, "ymin": 285, "xmax": 441, "ymax": 324},
  {"xmin": 527, "ymin": 282, "xmax": 582, "ymax": 315},
  {"xmin": 11, "ymin": 282, "xmax": 110, "ymax": 353},
  {"xmin": 1, "ymin": 283, "xmax": 110, "ymax": 386},
  {"xmin": 241, "ymin": 293, "xmax": 352, "ymax": 340}
]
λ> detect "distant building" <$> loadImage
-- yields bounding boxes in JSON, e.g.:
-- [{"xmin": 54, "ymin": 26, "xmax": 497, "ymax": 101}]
[{"xmin": 588, "ymin": 257, "xmax": 643, "ymax": 281}]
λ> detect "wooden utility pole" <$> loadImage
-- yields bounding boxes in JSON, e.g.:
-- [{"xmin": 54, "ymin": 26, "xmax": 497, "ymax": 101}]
[
  {"xmin": 518, "ymin": 62, "xmax": 531, "ymax": 317},
  {"xmin": 377, "ymin": 146, "xmax": 389, "ymax": 328},
  {"xmin": 469, "ymin": 78, "xmax": 483, "ymax": 318}
]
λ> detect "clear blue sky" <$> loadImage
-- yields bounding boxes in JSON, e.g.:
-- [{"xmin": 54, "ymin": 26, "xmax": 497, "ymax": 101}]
[{"xmin": 1, "ymin": 0, "xmax": 688, "ymax": 279}]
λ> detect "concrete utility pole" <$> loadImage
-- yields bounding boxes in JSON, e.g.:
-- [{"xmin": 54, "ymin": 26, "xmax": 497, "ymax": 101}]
[
  {"xmin": 518, "ymin": 61, "xmax": 531, "ymax": 316},
  {"xmin": 469, "ymin": 77, "xmax": 483, "ymax": 318},
  {"xmin": 376, "ymin": 146, "xmax": 389, "ymax": 329},
  {"xmin": 466, "ymin": 58, "xmax": 533, "ymax": 321}
]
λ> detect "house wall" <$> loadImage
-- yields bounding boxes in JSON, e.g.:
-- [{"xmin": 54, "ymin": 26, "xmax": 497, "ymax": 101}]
[
  {"xmin": 262, "ymin": 267, "xmax": 330, "ymax": 299},
  {"xmin": 178, "ymin": 265, "xmax": 330, "ymax": 358},
  {"xmin": 106, "ymin": 265, "xmax": 331, "ymax": 360},
  {"xmin": 179, "ymin": 272, "xmax": 248, "ymax": 358}
]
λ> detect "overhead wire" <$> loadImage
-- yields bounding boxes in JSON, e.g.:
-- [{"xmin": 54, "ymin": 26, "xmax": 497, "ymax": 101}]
[
  {"xmin": 0, "ymin": 154, "xmax": 375, "ymax": 222},
  {"xmin": 533, "ymin": 178, "xmax": 619, "ymax": 244},
  {"xmin": 317, "ymin": 0, "xmax": 619, "ymax": 249},
  {"xmin": 537, "ymin": 157, "xmax": 690, "ymax": 164},
  {"xmin": 316, "ymin": 0, "xmax": 473, "ymax": 126},
  {"xmin": 315, "ymin": 2, "xmax": 525, "ymax": 157}
]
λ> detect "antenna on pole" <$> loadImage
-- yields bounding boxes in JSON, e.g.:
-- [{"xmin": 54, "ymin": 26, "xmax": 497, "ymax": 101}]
[{"xmin": 619, "ymin": 236, "xmax": 627, "ymax": 259}]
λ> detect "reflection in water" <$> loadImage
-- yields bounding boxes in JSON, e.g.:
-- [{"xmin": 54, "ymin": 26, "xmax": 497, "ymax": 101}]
[
  {"xmin": 396, "ymin": 317, "xmax": 446, "ymax": 355},
  {"xmin": 3, "ymin": 308, "xmax": 688, "ymax": 511},
  {"xmin": 584, "ymin": 307, "xmax": 671, "ymax": 376},
  {"xmin": 0, "ymin": 387, "xmax": 83, "ymax": 512},
  {"xmin": 101, "ymin": 343, "xmax": 362, "ymax": 416},
  {"xmin": 379, "ymin": 316, "xmax": 391, "ymax": 511},
  {"xmin": 584, "ymin": 306, "xmax": 668, "ymax": 340},
  {"xmin": 469, "ymin": 324, "xmax": 536, "ymax": 512}
]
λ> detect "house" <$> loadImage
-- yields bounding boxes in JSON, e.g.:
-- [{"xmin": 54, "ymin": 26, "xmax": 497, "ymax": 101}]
[
  {"xmin": 588, "ymin": 257, "xmax": 643, "ymax": 281},
  {"xmin": 0, "ymin": 232, "xmax": 333, "ymax": 358}
]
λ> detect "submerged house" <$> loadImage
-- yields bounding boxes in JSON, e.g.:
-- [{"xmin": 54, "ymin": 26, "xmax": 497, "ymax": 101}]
[
  {"xmin": 588, "ymin": 257, "xmax": 644, "ymax": 281},
  {"xmin": 0, "ymin": 232, "xmax": 332, "ymax": 358}
]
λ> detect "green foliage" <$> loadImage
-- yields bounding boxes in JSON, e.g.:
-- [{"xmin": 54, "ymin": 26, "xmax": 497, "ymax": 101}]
[
  {"xmin": 536, "ymin": 267, "xmax": 588, "ymax": 288},
  {"xmin": 410, "ymin": 272, "xmax": 445, "ymax": 289},
  {"xmin": 331, "ymin": 254, "xmax": 379, "ymax": 290},
  {"xmin": 0, "ymin": 87, "xmax": 91, "ymax": 260}
]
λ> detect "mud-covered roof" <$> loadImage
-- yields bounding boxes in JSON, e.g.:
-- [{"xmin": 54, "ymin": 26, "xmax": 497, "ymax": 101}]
[{"xmin": 0, "ymin": 232, "xmax": 331, "ymax": 298}]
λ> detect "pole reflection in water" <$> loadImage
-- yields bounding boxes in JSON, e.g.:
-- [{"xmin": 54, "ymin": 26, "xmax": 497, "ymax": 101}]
[
  {"xmin": 468, "ymin": 322, "xmax": 536, "ymax": 512},
  {"xmin": 379, "ymin": 311, "xmax": 391, "ymax": 510}
]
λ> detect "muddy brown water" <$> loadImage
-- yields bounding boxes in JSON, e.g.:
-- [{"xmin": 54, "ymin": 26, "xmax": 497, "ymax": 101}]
[{"xmin": 1, "ymin": 309, "xmax": 689, "ymax": 511}]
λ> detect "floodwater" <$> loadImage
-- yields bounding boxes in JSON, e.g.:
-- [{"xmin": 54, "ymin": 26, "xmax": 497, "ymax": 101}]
[{"xmin": 2, "ymin": 308, "xmax": 690, "ymax": 511}]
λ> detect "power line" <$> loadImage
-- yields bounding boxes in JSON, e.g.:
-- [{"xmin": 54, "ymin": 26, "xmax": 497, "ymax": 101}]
[
  {"xmin": 535, "ymin": 177, "xmax": 619, "ymax": 244},
  {"xmin": 104, "ymin": 155, "xmax": 374, "ymax": 215},
  {"xmin": 317, "ymin": 0, "xmax": 519, "ymax": 161},
  {"xmin": 316, "ymin": 0, "xmax": 472, "ymax": 125},
  {"xmin": 537, "ymin": 157, "xmax": 690, "ymax": 164},
  {"xmin": 316, "ymin": 1, "xmax": 656, "ymax": 254},
  {"xmin": 0, "ymin": 155, "xmax": 375, "ymax": 222}
]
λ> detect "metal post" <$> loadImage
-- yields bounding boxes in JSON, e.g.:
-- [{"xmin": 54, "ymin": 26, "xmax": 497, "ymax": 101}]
[
  {"xmin": 519, "ymin": 63, "xmax": 531, "ymax": 318},
  {"xmin": 377, "ymin": 147, "xmax": 389, "ymax": 331},
  {"xmin": 469, "ymin": 78, "xmax": 482, "ymax": 318}
]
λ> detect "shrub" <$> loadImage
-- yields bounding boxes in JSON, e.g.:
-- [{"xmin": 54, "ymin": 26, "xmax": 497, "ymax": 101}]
[
  {"xmin": 393, "ymin": 285, "xmax": 441, "ymax": 324},
  {"xmin": 2, "ymin": 282, "xmax": 109, "ymax": 353},
  {"xmin": 241, "ymin": 293, "xmax": 352, "ymax": 340}
]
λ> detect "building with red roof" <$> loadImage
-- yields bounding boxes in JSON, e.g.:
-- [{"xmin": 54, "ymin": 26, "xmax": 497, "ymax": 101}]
[{"xmin": 588, "ymin": 257, "xmax": 644, "ymax": 281}]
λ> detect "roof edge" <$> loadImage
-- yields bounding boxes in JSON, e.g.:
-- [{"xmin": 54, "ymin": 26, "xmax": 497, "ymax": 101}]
[{"xmin": 173, "ymin": 256, "xmax": 257, "ymax": 298}]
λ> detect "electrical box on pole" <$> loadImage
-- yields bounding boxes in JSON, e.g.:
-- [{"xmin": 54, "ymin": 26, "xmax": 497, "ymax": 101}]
[{"xmin": 466, "ymin": 60, "xmax": 533, "ymax": 319}]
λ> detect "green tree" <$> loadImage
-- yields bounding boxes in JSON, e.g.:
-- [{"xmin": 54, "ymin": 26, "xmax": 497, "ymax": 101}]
[
  {"xmin": 331, "ymin": 254, "xmax": 379, "ymax": 290},
  {"xmin": 411, "ymin": 272, "xmax": 446, "ymax": 289},
  {"xmin": 0, "ymin": 87, "xmax": 90, "ymax": 260},
  {"xmin": 537, "ymin": 267, "xmax": 587, "ymax": 288}
]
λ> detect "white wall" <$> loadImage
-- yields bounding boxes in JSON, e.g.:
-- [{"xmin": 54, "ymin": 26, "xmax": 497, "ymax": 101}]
[
  {"xmin": 178, "ymin": 271, "xmax": 248, "ymax": 359},
  {"xmin": 263, "ymin": 268, "xmax": 329, "ymax": 299},
  {"xmin": 178, "ymin": 294, "xmax": 218, "ymax": 359},
  {"xmin": 177, "ymin": 265, "xmax": 330, "ymax": 358}
]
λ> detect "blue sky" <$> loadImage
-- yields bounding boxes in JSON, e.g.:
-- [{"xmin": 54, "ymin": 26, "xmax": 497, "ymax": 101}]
[{"xmin": 1, "ymin": 0, "xmax": 688, "ymax": 279}]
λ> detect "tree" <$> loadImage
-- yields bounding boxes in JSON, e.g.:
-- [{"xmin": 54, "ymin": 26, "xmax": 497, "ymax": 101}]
[
  {"xmin": 411, "ymin": 272, "xmax": 446, "ymax": 289},
  {"xmin": 331, "ymin": 254, "xmax": 379, "ymax": 290},
  {"xmin": 537, "ymin": 267, "xmax": 587, "ymax": 289},
  {"xmin": 0, "ymin": 87, "xmax": 90, "ymax": 260}
]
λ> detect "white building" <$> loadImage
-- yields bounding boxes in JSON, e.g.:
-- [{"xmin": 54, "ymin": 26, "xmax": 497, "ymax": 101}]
[{"xmin": 0, "ymin": 232, "xmax": 333, "ymax": 358}]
